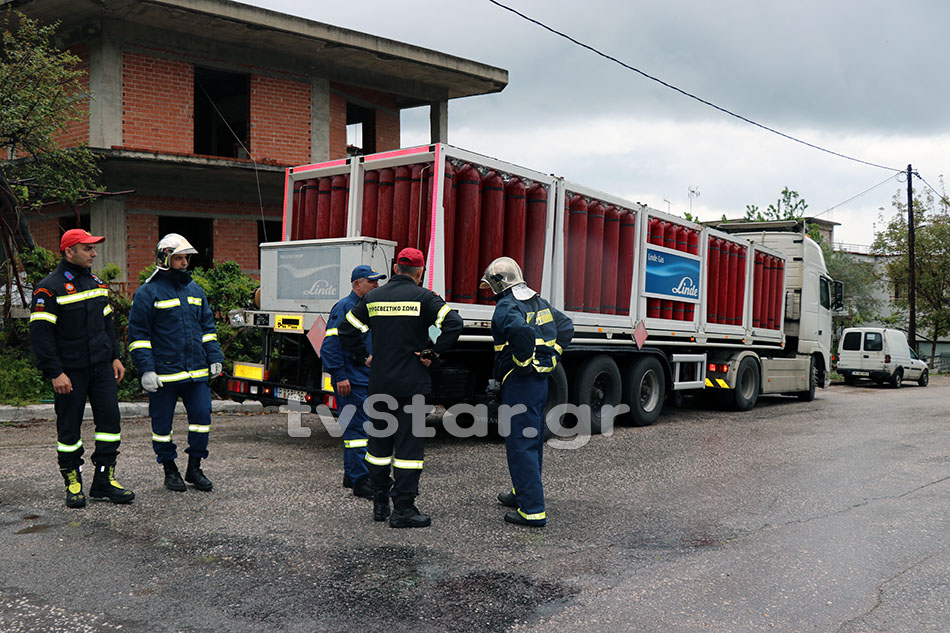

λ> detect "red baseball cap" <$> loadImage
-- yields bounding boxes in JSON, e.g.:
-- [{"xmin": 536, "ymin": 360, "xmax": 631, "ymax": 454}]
[
  {"xmin": 396, "ymin": 247, "xmax": 425, "ymax": 267},
  {"xmin": 61, "ymin": 229, "xmax": 105, "ymax": 251}
]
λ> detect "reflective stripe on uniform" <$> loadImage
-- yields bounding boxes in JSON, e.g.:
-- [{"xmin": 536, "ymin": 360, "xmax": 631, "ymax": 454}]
[
  {"xmin": 393, "ymin": 458, "xmax": 424, "ymax": 470},
  {"xmin": 154, "ymin": 298, "xmax": 181, "ymax": 309},
  {"xmin": 152, "ymin": 433, "xmax": 172, "ymax": 443},
  {"xmin": 434, "ymin": 304, "xmax": 452, "ymax": 328},
  {"xmin": 202, "ymin": 333, "xmax": 217, "ymax": 343},
  {"xmin": 129, "ymin": 340, "xmax": 152, "ymax": 351},
  {"xmin": 30, "ymin": 312, "xmax": 58, "ymax": 324},
  {"xmin": 518, "ymin": 508, "xmax": 546, "ymax": 521},
  {"xmin": 532, "ymin": 357, "xmax": 558, "ymax": 373},
  {"xmin": 512, "ymin": 352, "xmax": 534, "ymax": 367},
  {"xmin": 365, "ymin": 452, "xmax": 392, "ymax": 466},
  {"xmin": 324, "ymin": 328, "xmax": 339, "ymax": 338},
  {"xmin": 103, "ymin": 304, "xmax": 113, "ymax": 316},
  {"xmin": 344, "ymin": 438, "xmax": 368, "ymax": 448},
  {"xmin": 187, "ymin": 296, "xmax": 203, "ymax": 306},
  {"xmin": 56, "ymin": 288, "xmax": 109, "ymax": 305},
  {"xmin": 157, "ymin": 368, "xmax": 210, "ymax": 382},
  {"xmin": 535, "ymin": 309, "xmax": 553, "ymax": 325},
  {"xmin": 94, "ymin": 432, "xmax": 120, "ymax": 442},
  {"xmin": 57, "ymin": 440, "xmax": 83, "ymax": 452},
  {"xmin": 366, "ymin": 301, "xmax": 421, "ymax": 317},
  {"xmin": 493, "ymin": 342, "xmax": 507, "ymax": 352},
  {"xmin": 346, "ymin": 310, "xmax": 369, "ymax": 333},
  {"xmin": 188, "ymin": 425, "xmax": 211, "ymax": 433}
]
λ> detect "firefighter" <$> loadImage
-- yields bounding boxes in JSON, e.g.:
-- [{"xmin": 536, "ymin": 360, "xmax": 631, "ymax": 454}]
[
  {"xmin": 127, "ymin": 234, "xmax": 225, "ymax": 492},
  {"xmin": 337, "ymin": 247, "xmax": 463, "ymax": 528},
  {"xmin": 29, "ymin": 229, "xmax": 135, "ymax": 508},
  {"xmin": 322, "ymin": 264, "xmax": 386, "ymax": 499},
  {"xmin": 481, "ymin": 256, "xmax": 573, "ymax": 527}
]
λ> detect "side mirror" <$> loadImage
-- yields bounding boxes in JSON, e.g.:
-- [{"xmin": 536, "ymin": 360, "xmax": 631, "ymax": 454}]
[{"xmin": 833, "ymin": 280, "xmax": 844, "ymax": 312}]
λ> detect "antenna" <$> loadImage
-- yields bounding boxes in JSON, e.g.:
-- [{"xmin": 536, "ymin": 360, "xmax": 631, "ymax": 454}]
[{"xmin": 688, "ymin": 186, "xmax": 700, "ymax": 215}]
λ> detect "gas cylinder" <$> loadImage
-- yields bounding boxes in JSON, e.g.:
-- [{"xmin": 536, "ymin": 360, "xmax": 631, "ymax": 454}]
[
  {"xmin": 617, "ymin": 210, "xmax": 636, "ymax": 316},
  {"xmin": 408, "ymin": 164, "xmax": 424, "ymax": 250},
  {"xmin": 316, "ymin": 177, "xmax": 332, "ymax": 239},
  {"xmin": 734, "ymin": 245, "xmax": 747, "ymax": 327},
  {"xmin": 361, "ymin": 170, "xmax": 379, "ymax": 238},
  {"xmin": 392, "ymin": 166, "xmax": 411, "ymax": 250},
  {"xmin": 452, "ymin": 164, "xmax": 482, "ymax": 304},
  {"xmin": 647, "ymin": 218, "xmax": 664, "ymax": 318},
  {"xmin": 290, "ymin": 180, "xmax": 303, "ymax": 240},
  {"xmin": 329, "ymin": 174, "xmax": 348, "ymax": 238},
  {"xmin": 771, "ymin": 258, "xmax": 784, "ymax": 329},
  {"xmin": 706, "ymin": 237, "xmax": 720, "ymax": 323},
  {"xmin": 752, "ymin": 252, "xmax": 765, "ymax": 327},
  {"xmin": 477, "ymin": 171, "xmax": 505, "ymax": 303},
  {"xmin": 725, "ymin": 241, "xmax": 739, "ymax": 325},
  {"xmin": 376, "ymin": 168, "xmax": 394, "ymax": 241},
  {"xmin": 685, "ymin": 229, "xmax": 699, "ymax": 321},
  {"xmin": 583, "ymin": 201, "xmax": 605, "ymax": 312},
  {"xmin": 503, "ymin": 177, "xmax": 526, "ymax": 269},
  {"xmin": 600, "ymin": 206, "xmax": 620, "ymax": 314},
  {"xmin": 761, "ymin": 256, "xmax": 774, "ymax": 329},
  {"xmin": 442, "ymin": 162, "xmax": 457, "ymax": 300},
  {"xmin": 301, "ymin": 179, "xmax": 319, "ymax": 240},
  {"xmin": 524, "ymin": 182, "xmax": 547, "ymax": 291},
  {"xmin": 661, "ymin": 222, "xmax": 678, "ymax": 320},
  {"xmin": 565, "ymin": 194, "xmax": 588, "ymax": 312}
]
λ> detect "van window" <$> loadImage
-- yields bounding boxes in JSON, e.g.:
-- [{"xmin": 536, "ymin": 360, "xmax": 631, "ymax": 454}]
[
  {"xmin": 842, "ymin": 331, "xmax": 862, "ymax": 351},
  {"xmin": 820, "ymin": 277, "xmax": 831, "ymax": 309},
  {"xmin": 864, "ymin": 332, "xmax": 883, "ymax": 351}
]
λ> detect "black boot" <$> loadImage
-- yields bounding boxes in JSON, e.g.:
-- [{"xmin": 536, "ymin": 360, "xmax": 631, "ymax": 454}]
[
  {"xmin": 343, "ymin": 473, "xmax": 353, "ymax": 489},
  {"xmin": 59, "ymin": 467, "xmax": 86, "ymax": 509},
  {"xmin": 497, "ymin": 490, "xmax": 518, "ymax": 508},
  {"xmin": 163, "ymin": 460, "xmax": 186, "ymax": 492},
  {"xmin": 352, "ymin": 477, "xmax": 374, "ymax": 499},
  {"xmin": 185, "ymin": 455, "xmax": 213, "ymax": 491},
  {"xmin": 88, "ymin": 463, "xmax": 135, "ymax": 504},
  {"xmin": 373, "ymin": 490, "xmax": 391, "ymax": 522},
  {"xmin": 389, "ymin": 497, "xmax": 431, "ymax": 528}
]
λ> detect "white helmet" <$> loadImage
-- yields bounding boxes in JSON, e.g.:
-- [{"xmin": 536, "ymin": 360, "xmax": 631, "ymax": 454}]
[
  {"xmin": 480, "ymin": 256, "xmax": 525, "ymax": 296},
  {"xmin": 155, "ymin": 233, "xmax": 197, "ymax": 270}
]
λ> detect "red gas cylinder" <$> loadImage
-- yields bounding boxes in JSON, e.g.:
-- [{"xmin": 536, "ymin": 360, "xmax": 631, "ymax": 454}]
[
  {"xmin": 752, "ymin": 252, "xmax": 765, "ymax": 327},
  {"xmin": 583, "ymin": 201, "xmax": 605, "ymax": 313},
  {"xmin": 376, "ymin": 169, "xmax": 394, "ymax": 240},
  {"xmin": 761, "ymin": 256, "xmax": 774, "ymax": 329},
  {"xmin": 685, "ymin": 229, "xmax": 700, "ymax": 320},
  {"xmin": 647, "ymin": 219, "xmax": 664, "ymax": 318},
  {"xmin": 524, "ymin": 182, "xmax": 547, "ymax": 291},
  {"xmin": 672, "ymin": 225, "xmax": 690, "ymax": 320},
  {"xmin": 408, "ymin": 164, "xmax": 424, "ymax": 250},
  {"xmin": 617, "ymin": 210, "xmax": 636, "ymax": 316},
  {"xmin": 301, "ymin": 179, "xmax": 319, "ymax": 240},
  {"xmin": 452, "ymin": 164, "xmax": 482, "ymax": 304},
  {"xmin": 734, "ymin": 245, "xmax": 747, "ymax": 327},
  {"xmin": 565, "ymin": 194, "xmax": 588, "ymax": 312},
  {"xmin": 290, "ymin": 180, "xmax": 303, "ymax": 240},
  {"xmin": 316, "ymin": 177, "xmax": 332, "ymax": 239},
  {"xmin": 772, "ymin": 259, "xmax": 784, "ymax": 329},
  {"xmin": 329, "ymin": 174, "xmax": 348, "ymax": 238},
  {"xmin": 442, "ymin": 162, "xmax": 457, "ymax": 300},
  {"xmin": 361, "ymin": 171, "xmax": 379, "ymax": 238},
  {"xmin": 600, "ymin": 206, "xmax": 620, "ymax": 314},
  {"xmin": 706, "ymin": 237, "xmax": 721, "ymax": 323},
  {"xmin": 661, "ymin": 222, "xmax": 678, "ymax": 320},
  {"xmin": 725, "ymin": 241, "xmax": 739, "ymax": 324},
  {"xmin": 717, "ymin": 239, "xmax": 731, "ymax": 324},
  {"xmin": 477, "ymin": 171, "xmax": 505, "ymax": 304},
  {"xmin": 392, "ymin": 166, "xmax": 411, "ymax": 250},
  {"xmin": 503, "ymin": 177, "xmax": 526, "ymax": 269}
]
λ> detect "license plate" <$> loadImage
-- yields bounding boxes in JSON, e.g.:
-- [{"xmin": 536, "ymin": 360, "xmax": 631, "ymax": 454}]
[
  {"xmin": 276, "ymin": 387, "xmax": 307, "ymax": 402},
  {"xmin": 852, "ymin": 371, "xmax": 869, "ymax": 377}
]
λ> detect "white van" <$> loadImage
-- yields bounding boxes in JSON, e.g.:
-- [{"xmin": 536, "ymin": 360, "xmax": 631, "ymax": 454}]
[{"xmin": 837, "ymin": 327, "xmax": 929, "ymax": 388}]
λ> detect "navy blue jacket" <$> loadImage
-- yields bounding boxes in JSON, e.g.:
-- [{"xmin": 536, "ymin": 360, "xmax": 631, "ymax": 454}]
[
  {"xmin": 490, "ymin": 290, "xmax": 573, "ymax": 384},
  {"xmin": 322, "ymin": 290, "xmax": 371, "ymax": 388},
  {"xmin": 127, "ymin": 270, "xmax": 224, "ymax": 383}
]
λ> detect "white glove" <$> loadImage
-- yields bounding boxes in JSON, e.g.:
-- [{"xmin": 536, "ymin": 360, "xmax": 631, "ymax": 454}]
[
  {"xmin": 210, "ymin": 362, "xmax": 223, "ymax": 377},
  {"xmin": 141, "ymin": 371, "xmax": 163, "ymax": 393}
]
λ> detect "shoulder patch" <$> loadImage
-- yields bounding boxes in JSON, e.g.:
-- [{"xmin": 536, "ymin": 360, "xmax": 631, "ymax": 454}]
[
  {"xmin": 64, "ymin": 271, "xmax": 74, "ymax": 281},
  {"xmin": 33, "ymin": 287, "xmax": 53, "ymax": 298},
  {"xmin": 64, "ymin": 283, "xmax": 76, "ymax": 294}
]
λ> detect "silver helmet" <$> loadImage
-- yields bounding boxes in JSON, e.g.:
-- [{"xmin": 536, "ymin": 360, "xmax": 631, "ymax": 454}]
[
  {"xmin": 155, "ymin": 233, "xmax": 198, "ymax": 270},
  {"xmin": 480, "ymin": 256, "xmax": 525, "ymax": 296}
]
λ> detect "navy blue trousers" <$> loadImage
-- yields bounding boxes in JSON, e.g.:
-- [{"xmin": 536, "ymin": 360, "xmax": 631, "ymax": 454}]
[
  {"xmin": 54, "ymin": 362, "xmax": 122, "ymax": 469},
  {"xmin": 366, "ymin": 396, "xmax": 424, "ymax": 499},
  {"xmin": 337, "ymin": 385, "xmax": 370, "ymax": 483},
  {"xmin": 502, "ymin": 372, "xmax": 548, "ymax": 521},
  {"xmin": 149, "ymin": 380, "xmax": 212, "ymax": 463}
]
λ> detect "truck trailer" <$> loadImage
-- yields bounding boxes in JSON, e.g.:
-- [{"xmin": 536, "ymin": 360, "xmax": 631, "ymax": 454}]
[{"xmin": 225, "ymin": 143, "xmax": 842, "ymax": 430}]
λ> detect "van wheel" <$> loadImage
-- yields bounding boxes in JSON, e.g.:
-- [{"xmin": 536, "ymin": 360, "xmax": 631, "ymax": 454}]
[
  {"xmin": 798, "ymin": 356, "xmax": 817, "ymax": 401},
  {"xmin": 890, "ymin": 368, "xmax": 903, "ymax": 389},
  {"xmin": 732, "ymin": 357, "xmax": 760, "ymax": 411},
  {"xmin": 623, "ymin": 356, "xmax": 665, "ymax": 427},
  {"xmin": 918, "ymin": 369, "xmax": 929, "ymax": 387},
  {"xmin": 572, "ymin": 355, "xmax": 622, "ymax": 435}
]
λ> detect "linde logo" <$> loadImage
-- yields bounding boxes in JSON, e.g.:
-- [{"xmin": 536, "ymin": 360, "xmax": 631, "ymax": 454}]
[
  {"xmin": 671, "ymin": 277, "xmax": 699, "ymax": 297},
  {"xmin": 303, "ymin": 279, "xmax": 338, "ymax": 296}
]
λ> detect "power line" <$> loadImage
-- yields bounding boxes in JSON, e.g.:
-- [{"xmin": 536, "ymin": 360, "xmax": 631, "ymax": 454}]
[
  {"xmin": 914, "ymin": 172, "xmax": 949, "ymax": 205},
  {"xmin": 812, "ymin": 173, "xmax": 900, "ymax": 219},
  {"xmin": 486, "ymin": 0, "xmax": 905, "ymax": 174}
]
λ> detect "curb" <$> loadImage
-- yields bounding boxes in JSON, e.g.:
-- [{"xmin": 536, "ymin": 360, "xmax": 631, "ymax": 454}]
[{"xmin": 0, "ymin": 399, "xmax": 264, "ymax": 423}]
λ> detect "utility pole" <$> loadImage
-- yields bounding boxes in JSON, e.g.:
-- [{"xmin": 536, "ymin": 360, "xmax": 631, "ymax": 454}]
[{"xmin": 907, "ymin": 164, "xmax": 916, "ymax": 352}]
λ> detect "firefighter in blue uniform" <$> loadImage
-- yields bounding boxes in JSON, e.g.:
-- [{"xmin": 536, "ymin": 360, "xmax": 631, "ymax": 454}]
[
  {"xmin": 338, "ymin": 247, "xmax": 463, "ymax": 528},
  {"xmin": 29, "ymin": 229, "xmax": 134, "ymax": 508},
  {"xmin": 128, "ymin": 234, "xmax": 225, "ymax": 492},
  {"xmin": 481, "ymin": 256, "xmax": 573, "ymax": 527},
  {"xmin": 322, "ymin": 264, "xmax": 386, "ymax": 499}
]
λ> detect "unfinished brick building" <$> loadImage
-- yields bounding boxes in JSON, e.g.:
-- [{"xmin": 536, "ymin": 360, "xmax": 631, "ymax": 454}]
[{"xmin": 14, "ymin": 0, "xmax": 507, "ymax": 289}]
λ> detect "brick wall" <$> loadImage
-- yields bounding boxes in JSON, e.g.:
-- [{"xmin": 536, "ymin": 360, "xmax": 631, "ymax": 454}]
[
  {"xmin": 29, "ymin": 217, "xmax": 62, "ymax": 254},
  {"xmin": 214, "ymin": 218, "xmax": 260, "ymax": 273},
  {"xmin": 328, "ymin": 91, "xmax": 347, "ymax": 159},
  {"xmin": 122, "ymin": 52, "xmax": 193, "ymax": 153},
  {"xmin": 126, "ymin": 213, "xmax": 159, "ymax": 286},
  {"xmin": 54, "ymin": 44, "xmax": 90, "ymax": 148},
  {"xmin": 328, "ymin": 83, "xmax": 401, "ymax": 159},
  {"xmin": 250, "ymin": 75, "xmax": 311, "ymax": 165}
]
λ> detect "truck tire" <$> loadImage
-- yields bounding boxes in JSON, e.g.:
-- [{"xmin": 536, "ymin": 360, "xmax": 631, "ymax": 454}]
[
  {"xmin": 623, "ymin": 355, "xmax": 665, "ymax": 427},
  {"xmin": 571, "ymin": 354, "xmax": 622, "ymax": 435},
  {"xmin": 844, "ymin": 374, "xmax": 856, "ymax": 386},
  {"xmin": 890, "ymin": 368, "xmax": 903, "ymax": 389},
  {"xmin": 732, "ymin": 356, "xmax": 760, "ymax": 411},
  {"xmin": 918, "ymin": 369, "xmax": 929, "ymax": 387},
  {"xmin": 797, "ymin": 356, "xmax": 817, "ymax": 402},
  {"xmin": 542, "ymin": 363, "xmax": 569, "ymax": 440}
]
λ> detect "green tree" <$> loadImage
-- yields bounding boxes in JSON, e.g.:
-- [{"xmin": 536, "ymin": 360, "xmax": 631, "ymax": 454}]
[
  {"xmin": 872, "ymin": 181, "xmax": 950, "ymax": 362},
  {"xmin": 745, "ymin": 187, "xmax": 809, "ymax": 222}
]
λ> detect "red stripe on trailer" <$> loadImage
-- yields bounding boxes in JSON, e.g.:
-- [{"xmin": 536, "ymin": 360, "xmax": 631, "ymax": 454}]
[
  {"xmin": 376, "ymin": 168, "xmax": 394, "ymax": 240},
  {"xmin": 453, "ymin": 163, "xmax": 482, "ymax": 303},
  {"xmin": 734, "ymin": 245, "xmax": 747, "ymax": 328},
  {"xmin": 565, "ymin": 194, "xmax": 588, "ymax": 312},
  {"xmin": 600, "ymin": 205, "xmax": 620, "ymax": 314},
  {"xmin": 617, "ymin": 210, "xmax": 635, "ymax": 316},
  {"xmin": 584, "ymin": 201, "xmax": 605, "ymax": 313},
  {"xmin": 706, "ymin": 237, "xmax": 720, "ymax": 323},
  {"xmin": 301, "ymin": 179, "xmax": 319, "ymax": 240},
  {"xmin": 392, "ymin": 166, "xmax": 411, "ymax": 250},
  {"xmin": 361, "ymin": 171, "xmax": 379, "ymax": 238},
  {"xmin": 725, "ymin": 241, "xmax": 739, "ymax": 325},
  {"xmin": 752, "ymin": 252, "xmax": 764, "ymax": 327},
  {"xmin": 440, "ymin": 161, "xmax": 457, "ymax": 298},
  {"xmin": 685, "ymin": 229, "xmax": 699, "ymax": 320},
  {"xmin": 293, "ymin": 157, "xmax": 348, "ymax": 174},
  {"xmin": 478, "ymin": 171, "xmax": 505, "ymax": 304},
  {"xmin": 503, "ymin": 177, "xmax": 527, "ymax": 269},
  {"xmin": 408, "ymin": 164, "xmax": 424, "ymax": 250},
  {"xmin": 316, "ymin": 177, "xmax": 332, "ymax": 239},
  {"xmin": 329, "ymin": 174, "xmax": 348, "ymax": 238},
  {"xmin": 362, "ymin": 145, "xmax": 432, "ymax": 162},
  {"xmin": 524, "ymin": 182, "xmax": 547, "ymax": 292}
]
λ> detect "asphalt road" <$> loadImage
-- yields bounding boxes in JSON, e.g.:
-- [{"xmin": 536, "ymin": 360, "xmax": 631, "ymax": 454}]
[{"xmin": 1, "ymin": 377, "xmax": 947, "ymax": 633}]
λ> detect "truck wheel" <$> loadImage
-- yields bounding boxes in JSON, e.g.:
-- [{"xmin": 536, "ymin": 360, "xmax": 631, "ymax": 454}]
[
  {"xmin": 918, "ymin": 369, "xmax": 929, "ymax": 387},
  {"xmin": 542, "ymin": 363, "xmax": 569, "ymax": 440},
  {"xmin": 844, "ymin": 374, "xmax": 856, "ymax": 386},
  {"xmin": 798, "ymin": 356, "xmax": 817, "ymax": 402},
  {"xmin": 732, "ymin": 357, "xmax": 760, "ymax": 411},
  {"xmin": 890, "ymin": 368, "xmax": 903, "ymax": 389},
  {"xmin": 623, "ymin": 356, "xmax": 665, "ymax": 427},
  {"xmin": 572, "ymin": 355, "xmax": 622, "ymax": 435}
]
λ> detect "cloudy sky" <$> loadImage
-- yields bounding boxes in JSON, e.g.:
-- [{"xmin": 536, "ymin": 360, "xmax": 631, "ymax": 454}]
[{"xmin": 244, "ymin": 0, "xmax": 948, "ymax": 247}]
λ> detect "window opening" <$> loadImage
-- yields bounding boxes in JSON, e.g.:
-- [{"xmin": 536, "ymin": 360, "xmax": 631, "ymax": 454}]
[
  {"xmin": 194, "ymin": 67, "xmax": 250, "ymax": 159},
  {"xmin": 346, "ymin": 102, "xmax": 375, "ymax": 156}
]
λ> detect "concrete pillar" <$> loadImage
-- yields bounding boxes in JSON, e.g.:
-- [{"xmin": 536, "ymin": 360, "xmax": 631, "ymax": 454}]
[
  {"xmin": 311, "ymin": 78, "xmax": 330, "ymax": 162},
  {"xmin": 430, "ymin": 100, "xmax": 448, "ymax": 144},
  {"xmin": 90, "ymin": 197, "xmax": 127, "ymax": 280},
  {"xmin": 87, "ymin": 25, "xmax": 123, "ymax": 149}
]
